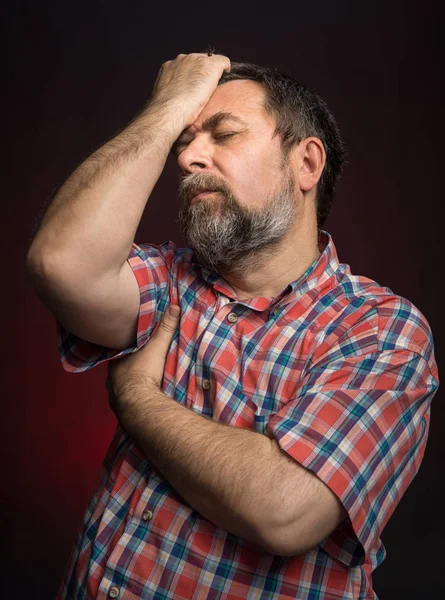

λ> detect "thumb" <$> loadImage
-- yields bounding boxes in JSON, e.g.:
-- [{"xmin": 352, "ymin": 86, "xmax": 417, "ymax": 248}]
[
  {"xmin": 157, "ymin": 304, "xmax": 181, "ymax": 335},
  {"xmin": 168, "ymin": 304, "xmax": 181, "ymax": 317}
]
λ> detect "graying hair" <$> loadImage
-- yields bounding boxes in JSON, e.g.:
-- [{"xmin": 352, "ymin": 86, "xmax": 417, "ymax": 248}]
[{"xmin": 218, "ymin": 62, "xmax": 347, "ymax": 228}]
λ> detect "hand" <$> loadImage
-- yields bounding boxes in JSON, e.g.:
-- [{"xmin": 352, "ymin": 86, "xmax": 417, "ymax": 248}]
[
  {"xmin": 149, "ymin": 52, "xmax": 231, "ymax": 129},
  {"xmin": 106, "ymin": 305, "xmax": 181, "ymax": 418}
]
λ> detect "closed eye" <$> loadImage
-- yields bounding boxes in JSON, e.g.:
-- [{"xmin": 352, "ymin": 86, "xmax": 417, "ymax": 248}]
[
  {"xmin": 171, "ymin": 132, "xmax": 237, "ymax": 157},
  {"xmin": 215, "ymin": 132, "xmax": 236, "ymax": 141}
]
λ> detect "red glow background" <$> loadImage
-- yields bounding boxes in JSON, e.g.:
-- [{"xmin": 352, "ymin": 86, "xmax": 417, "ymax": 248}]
[{"xmin": 4, "ymin": 1, "xmax": 443, "ymax": 597}]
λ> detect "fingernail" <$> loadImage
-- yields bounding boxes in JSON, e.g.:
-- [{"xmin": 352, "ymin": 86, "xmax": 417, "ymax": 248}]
[{"xmin": 168, "ymin": 305, "xmax": 180, "ymax": 317}]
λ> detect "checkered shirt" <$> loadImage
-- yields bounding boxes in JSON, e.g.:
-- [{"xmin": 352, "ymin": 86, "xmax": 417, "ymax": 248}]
[{"xmin": 55, "ymin": 230, "xmax": 439, "ymax": 600}]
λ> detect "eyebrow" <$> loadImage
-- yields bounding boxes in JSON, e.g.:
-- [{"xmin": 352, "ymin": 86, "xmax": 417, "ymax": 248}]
[{"xmin": 171, "ymin": 112, "xmax": 248, "ymax": 154}]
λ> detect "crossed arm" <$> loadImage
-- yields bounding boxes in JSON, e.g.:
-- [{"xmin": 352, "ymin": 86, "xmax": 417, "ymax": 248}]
[
  {"xmin": 108, "ymin": 308, "xmax": 347, "ymax": 557},
  {"xmin": 115, "ymin": 381, "xmax": 347, "ymax": 556}
]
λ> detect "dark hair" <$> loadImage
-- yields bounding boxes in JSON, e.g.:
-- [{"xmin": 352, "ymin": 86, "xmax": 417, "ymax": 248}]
[{"xmin": 218, "ymin": 62, "xmax": 347, "ymax": 229}]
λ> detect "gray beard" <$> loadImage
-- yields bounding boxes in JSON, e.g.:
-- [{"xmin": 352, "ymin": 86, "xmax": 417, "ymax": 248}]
[{"xmin": 178, "ymin": 171, "xmax": 297, "ymax": 277}]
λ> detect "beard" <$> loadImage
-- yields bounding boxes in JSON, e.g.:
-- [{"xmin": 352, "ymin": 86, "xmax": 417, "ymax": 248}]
[{"xmin": 177, "ymin": 166, "xmax": 297, "ymax": 277}]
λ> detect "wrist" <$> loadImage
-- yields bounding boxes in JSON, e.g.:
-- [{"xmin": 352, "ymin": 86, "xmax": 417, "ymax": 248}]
[
  {"xmin": 118, "ymin": 380, "xmax": 166, "ymax": 437},
  {"xmin": 137, "ymin": 100, "xmax": 186, "ymax": 148}
]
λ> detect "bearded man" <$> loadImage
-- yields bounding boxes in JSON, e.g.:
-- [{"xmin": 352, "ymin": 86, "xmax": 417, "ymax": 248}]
[{"xmin": 27, "ymin": 52, "xmax": 438, "ymax": 600}]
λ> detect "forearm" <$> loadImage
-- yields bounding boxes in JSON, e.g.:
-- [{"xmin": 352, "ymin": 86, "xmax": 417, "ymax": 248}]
[
  {"xmin": 27, "ymin": 101, "xmax": 183, "ymax": 278},
  {"xmin": 117, "ymin": 380, "xmax": 280, "ymax": 552}
]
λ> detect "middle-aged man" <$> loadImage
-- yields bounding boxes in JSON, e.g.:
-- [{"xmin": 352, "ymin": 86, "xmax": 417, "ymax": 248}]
[{"xmin": 27, "ymin": 53, "xmax": 439, "ymax": 599}]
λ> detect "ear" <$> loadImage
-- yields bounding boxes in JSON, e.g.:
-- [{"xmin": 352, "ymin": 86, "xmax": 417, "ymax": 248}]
[{"xmin": 297, "ymin": 137, "xmax": 326, "ymax": 193}]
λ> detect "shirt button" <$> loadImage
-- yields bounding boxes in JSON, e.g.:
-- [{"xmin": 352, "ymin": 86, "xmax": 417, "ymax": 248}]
[
  {"xmin": 142, "ymin": 509, "xmax": 153, "ymax": 522},
  {"xmin": 109, "ymin": 587, "xmax": 120, "ymax": 598},
  {"xmin": 227, "ymin": 312, "xmax": 238, "ymax": 323},
  {"xmin": 202, "ymin": 379, "xmax": 211, "ymax": 390}
]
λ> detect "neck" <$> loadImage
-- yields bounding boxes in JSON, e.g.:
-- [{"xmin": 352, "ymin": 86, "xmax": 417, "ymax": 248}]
[{"xmin": 222, "ymin": 217, "xmax": 321, "ymax": 300}]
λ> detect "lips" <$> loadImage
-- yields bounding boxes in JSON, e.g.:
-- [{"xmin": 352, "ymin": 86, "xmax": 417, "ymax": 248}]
[{"xmin": 189, "ymin": 189, "xmax": 219, "ymax": 203}]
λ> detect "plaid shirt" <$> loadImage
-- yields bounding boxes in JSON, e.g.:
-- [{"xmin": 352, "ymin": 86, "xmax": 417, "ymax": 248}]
[{"xmin": 56, "ymin": 230, "xmax": 438, "ymax": 600}]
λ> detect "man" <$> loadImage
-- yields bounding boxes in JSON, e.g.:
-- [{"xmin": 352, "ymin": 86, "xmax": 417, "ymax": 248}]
[{"xmin": 27, "ymin": 53, "xmax": 439, "ymax": 599}]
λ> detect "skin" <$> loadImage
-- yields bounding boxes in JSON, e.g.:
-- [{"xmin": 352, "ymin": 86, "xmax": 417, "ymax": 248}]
[
  {"xmin": 108, "ymin": 306, "xmax": 347, "ymax": 556},
  {"xmin": 174, "ymin": 79, "xmax": 326, "ymax": 299},
  {"xmin": 29, "ymin": 51, "xmax": 347, "ymax": 552},
  {"xmin": 107, "ymin": 79, "xmax": 346, "ymax": 555}
]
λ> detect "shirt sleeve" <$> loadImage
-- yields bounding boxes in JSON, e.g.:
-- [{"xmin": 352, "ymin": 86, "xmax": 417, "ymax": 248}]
[
  {"xmin": 266, "ymin": 299, "xmax": 439, "ymax": 568},
  {"xmin": 57, "ymin": 241, "xmax": 175, "ymax": 373}
]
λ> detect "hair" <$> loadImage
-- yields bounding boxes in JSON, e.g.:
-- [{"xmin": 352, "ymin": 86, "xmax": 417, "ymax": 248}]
[{"xmin": 217, "ymin": 62, "xmax": 347, "ymax": 229}]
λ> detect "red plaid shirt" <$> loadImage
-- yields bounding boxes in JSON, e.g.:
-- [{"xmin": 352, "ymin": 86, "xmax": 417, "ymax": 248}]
[{"xmin": 56, "ymin": 230, "xmax": 438, "ymax": 599}]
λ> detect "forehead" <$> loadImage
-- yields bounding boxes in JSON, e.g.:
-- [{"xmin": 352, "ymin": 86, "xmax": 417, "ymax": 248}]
[{"xmin": 186, "ymin": 79, "xmax": 271, "ymax": 134}]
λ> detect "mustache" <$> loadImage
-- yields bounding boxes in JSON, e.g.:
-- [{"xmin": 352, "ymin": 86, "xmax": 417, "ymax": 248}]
[{"xmin": 178, "ymin": 172, "xmax": 232, "ymax": 202}]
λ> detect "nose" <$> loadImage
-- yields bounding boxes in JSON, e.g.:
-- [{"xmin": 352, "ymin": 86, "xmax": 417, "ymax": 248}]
[{"xmin": 177, "ymin": 135, "xmax": 213, "ymax": 173}]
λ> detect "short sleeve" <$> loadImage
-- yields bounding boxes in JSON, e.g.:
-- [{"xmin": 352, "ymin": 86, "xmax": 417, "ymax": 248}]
[
  {"xmin": 266, "ymin": 304, "xmax": 439, "ymax": 568},
  {"xmin": 57, "ymin": 240, "xmax": 175, "ymax": 373}
]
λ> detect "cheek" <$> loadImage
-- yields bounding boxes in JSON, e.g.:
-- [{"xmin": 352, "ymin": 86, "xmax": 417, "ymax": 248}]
[{"xmin": 231, "ymin": 158, "xmax": 278, "ymax": 205}]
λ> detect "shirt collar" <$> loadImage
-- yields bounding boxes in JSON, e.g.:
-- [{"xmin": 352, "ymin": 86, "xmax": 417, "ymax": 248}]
[
  {"xmin": 285, "ymin": 229, "xmax": 340, "ymax": 298},
  {"xmin": 193, "ymin": 229, "xmax": 340, "ymax": 311}
]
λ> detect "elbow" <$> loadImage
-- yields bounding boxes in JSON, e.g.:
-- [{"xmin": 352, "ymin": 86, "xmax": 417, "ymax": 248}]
[
  {"xmin": 262, "ymin": 520, "xmax": 318, "ymax": 557},
  {"xmin": 26, "ymin": 237, "xmax": 57, "ymax": 275},
  {"xmin": 26, "ymin": 245, "xmax": 63, "ymax": 292},
  {"xmin": 262, "ymin": 526, "xmax": 315, "ymax": 557},
  {"xmin": 272, "ymin": 537, "xmax": 316, "ymax": 558},
  {"xmin": 26, "ymin": 246, "xmax": 50, "ymax": 287},
  {"xmin": 25, "ymin": 246, "xmax": 79, "ymax": 318},
  {"xmin": 261, "ymin": 504, "xmax": 348, "ymax": 557},
  {"xmin": 258, "ymin": 505, "xmax": 322, "ymax": 557}
]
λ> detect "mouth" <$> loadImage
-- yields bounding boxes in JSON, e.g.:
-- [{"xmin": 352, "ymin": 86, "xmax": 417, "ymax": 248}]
[{"xmin": 189, "ymin": 189, "xmax": 220, "ymax": 204}]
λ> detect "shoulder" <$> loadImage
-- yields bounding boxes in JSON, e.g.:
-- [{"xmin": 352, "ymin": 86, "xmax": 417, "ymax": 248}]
[
  {"xmin": 342, "ymin": 270, "xmax": 434, "ymax": 354},
  {"xmin": 311, "ymin": 267, "xmax": 437, "ymax": 378}
]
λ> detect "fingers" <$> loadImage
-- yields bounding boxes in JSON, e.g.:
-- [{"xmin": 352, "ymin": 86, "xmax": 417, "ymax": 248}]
[
  {"xmin": 152, "ymin": 52, "xmax": 231, "ymax": 126},
  {"xmin": 104, "ymin": 305, "xmax": 181, "ymax": 396}
]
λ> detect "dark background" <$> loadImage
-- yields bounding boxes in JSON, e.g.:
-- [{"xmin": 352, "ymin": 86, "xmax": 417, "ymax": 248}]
[{"xmin": 4, "ymin": 1, "xmax": 443, "ymax": 598}]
